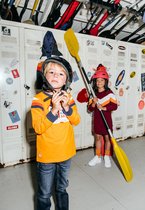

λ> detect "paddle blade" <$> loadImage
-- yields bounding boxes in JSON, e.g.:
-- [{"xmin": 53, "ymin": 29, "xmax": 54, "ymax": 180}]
[
  {"xmin": 64, "ymin": 28, "xmax": 80, "ymax": 62},
  {"xmin": 111, "ymin": 137, "xmax": 133, "ymax": 182}
]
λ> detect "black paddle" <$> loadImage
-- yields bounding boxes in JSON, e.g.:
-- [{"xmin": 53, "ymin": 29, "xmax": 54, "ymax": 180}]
[
  {"xmin": 10, "ymin": 0, "xmax": 21, "ymax": 22},
  {"xmin": 89, "ymin": 0, "xmax": 122, "ymax": 36},
  {"xmin": 121, "ymin": 22, "xmax": 145, "ymax": 42},
  {"xmin": 41, "ymin": 0, "xmax": 64, "ymax": 28},
  {"xmin": 80, "ymin": 7, "xmax": 105, "ymax": 34},
  {"xmin": 129, "ymin": 32, "xmax": 145, "ymax": 43},
  {"xmin": 19, "ymin": 0, "xmax": 29, "ymax": 21},
  {"xmin": 136, "ymin": 35, "xmax": 145, "ymax": 44},
  {"xmin": 99, "ymin": 14, "xmax": 126, "ymax": 37},
  {"xmin": 100, "ymin": 0, "xmax": 142, "ymax": 32},
  {"xmin": 108, "ymin": 4, "xmax": 145, "ymax": 39},
  {"xmin": 79, "ymin": 5, "xmax": 100, "ymax": 34}
]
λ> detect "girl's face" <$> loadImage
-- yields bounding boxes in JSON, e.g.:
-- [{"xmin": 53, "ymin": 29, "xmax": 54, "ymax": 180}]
[
  {"xmin": 45, "ymin": 62, "xmax": 67, "ymax": 91},
  {"xmin": 96, "ymin": 78, "xmax": 105, "ymax": 90}
]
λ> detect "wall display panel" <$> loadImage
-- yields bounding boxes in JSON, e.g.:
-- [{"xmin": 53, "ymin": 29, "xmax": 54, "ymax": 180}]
[
  {"xmin": 0, "ymin": 24, "xmax": 23, "ymax": 165},
  {"xmin": 136, "ymin": 45, "xmax": 145, "ymax": 136},
  {"xmin": 80, "ymin": 35, "xmax": 102, "ymax": 147},
  {"xmin": 112, "ymin": 42, "xmax": 129, "ymax": 140},
  {"xmin": 99, "ymin": 38, "xmax": 120, "ymax": 140},
  {"xmin": 23, "ymin": 28, "xmax": 43, "ymax": 160},
  {"xmin": 123, "ymin": 43, "xmax": 140, "ymax": 138}
]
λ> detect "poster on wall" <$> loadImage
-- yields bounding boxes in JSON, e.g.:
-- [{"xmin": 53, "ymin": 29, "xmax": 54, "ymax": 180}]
[{"xmin": 141, "ymin": 73, "xmax": 145, "ymax": 92}]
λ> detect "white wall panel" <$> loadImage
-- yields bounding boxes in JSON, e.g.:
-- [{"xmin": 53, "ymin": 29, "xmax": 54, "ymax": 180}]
[
  {"xmin": 112, "ymin": 41, "xmax": 128, "ymax": 140},
  {"xmin": 0, "ymin": 24, "xmax": 23, "ymax": 166}
]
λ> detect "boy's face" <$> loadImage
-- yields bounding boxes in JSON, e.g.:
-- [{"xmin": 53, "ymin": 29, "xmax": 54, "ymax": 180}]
[{"xmin": 45, "ymin": 62, "xmax": 67, "ymax": 91}]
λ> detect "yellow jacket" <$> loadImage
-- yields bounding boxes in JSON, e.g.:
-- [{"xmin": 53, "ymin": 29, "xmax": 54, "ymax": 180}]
[{"xmin": 31, "ymin": 91, "xmax": 80, "ymax": 163}]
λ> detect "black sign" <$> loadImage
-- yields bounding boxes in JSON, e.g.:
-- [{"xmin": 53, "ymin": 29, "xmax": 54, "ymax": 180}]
[
  {"xmin": 141, "ymin": 73, "xmax": 145, "ymax": 92},
  {"xmin": 1, "ymin": 26, "xmax": 11, "ymax": 36}
]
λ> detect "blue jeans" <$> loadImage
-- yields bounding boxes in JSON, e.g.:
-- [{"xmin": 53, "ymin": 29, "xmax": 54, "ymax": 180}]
[{"xmin": 36, "ymin": 159, "xmax": 71, "ymax": 210}]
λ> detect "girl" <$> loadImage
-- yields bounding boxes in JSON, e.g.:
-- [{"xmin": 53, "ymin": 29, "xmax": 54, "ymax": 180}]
[{"xmin": 88, "ymin": 64, "xmax": 118, "ymax": 168}]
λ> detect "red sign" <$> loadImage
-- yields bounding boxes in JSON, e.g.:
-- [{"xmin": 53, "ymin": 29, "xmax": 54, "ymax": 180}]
[
  {"xmin": 11, "ymin": 69, "xmax": 20, "ymax": 78},
  {"xmin": 6, "ymin": 125, "xmax": 19, "ymax": 130}
]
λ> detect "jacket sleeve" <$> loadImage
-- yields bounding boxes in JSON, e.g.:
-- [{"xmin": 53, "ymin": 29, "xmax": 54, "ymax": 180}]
[
  {"xmin": 105, "ymin": 102, "xmax": 118, "ymax": 111},
  {"xmin": 105, "ymin": 92, "xmax": 118, "ymax": 111},
  {"xmin": 31, "ymin": 96, "xmax": 58, "ymax": 134}
]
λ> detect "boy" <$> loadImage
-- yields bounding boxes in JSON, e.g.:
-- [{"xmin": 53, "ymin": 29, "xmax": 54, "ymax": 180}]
[{"xmin": 31, "ymin": 56, "xmax": 80, "ymax": 210}]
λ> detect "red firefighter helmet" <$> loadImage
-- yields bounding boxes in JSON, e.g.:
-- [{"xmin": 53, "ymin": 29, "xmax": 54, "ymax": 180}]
[{"xmin": 92, "ymin": 64, "xmax": 109, "ymax": 80}]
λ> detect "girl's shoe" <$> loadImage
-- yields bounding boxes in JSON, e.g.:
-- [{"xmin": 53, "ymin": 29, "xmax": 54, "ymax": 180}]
[
  {"xmin": 88, "ymin": 155, "xmax": 101, "ymax": 166},
  {"xmin": 104, "ymin": 155, "xmax": 111, "ymax": 168}
]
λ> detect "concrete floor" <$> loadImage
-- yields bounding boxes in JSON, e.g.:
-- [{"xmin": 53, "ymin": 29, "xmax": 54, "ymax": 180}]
[{"xmin": 0, "ymin": 137, "xmax": 145, "ymax": 210}]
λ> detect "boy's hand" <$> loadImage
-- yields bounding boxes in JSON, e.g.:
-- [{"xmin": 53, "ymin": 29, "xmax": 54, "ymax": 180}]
[
  {"xmin": 51, "ymin": 91, "xmax": 64, "ymax": 115},
  {"xmin": 60, "ymin": 91, "xmax": 70, "ymax": 112}
]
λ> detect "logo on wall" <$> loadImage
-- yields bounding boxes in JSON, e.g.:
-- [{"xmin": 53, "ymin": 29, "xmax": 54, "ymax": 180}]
[
  {"xmin": 142, "ymin": 49, "xmax": 145, "ymax": 54},
  {"xmin": 1, "ymin": 26, "xmax": 11, "ymax": 36},
  {"xmin": 115, "ymin": 70, "xmax": 125, "ymax": 87},
  {"xmin": 86, "ymin": 40, "xmax": 94, "ymax": 46},
  {"xmin": 118, "ymin": 46, "xmax": 126, "ymax": 50}
]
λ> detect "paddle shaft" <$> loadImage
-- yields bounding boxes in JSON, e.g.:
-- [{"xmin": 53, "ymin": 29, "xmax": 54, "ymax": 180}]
[{"xmin": 121, "ymin": 23, "xmax": 145, "ymax": 41}]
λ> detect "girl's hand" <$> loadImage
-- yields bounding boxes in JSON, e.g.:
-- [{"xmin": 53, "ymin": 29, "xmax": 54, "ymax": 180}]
[
  {"xmin": 97, "ymin": 104, "xmax": 106, "ymax": 111},
  {"xmin": 92, "ymin": 97, "xmax": 98, "ymax": 107}
]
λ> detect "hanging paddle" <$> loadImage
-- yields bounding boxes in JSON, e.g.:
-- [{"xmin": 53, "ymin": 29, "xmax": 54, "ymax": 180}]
[
  {"xmin": 98, "ymin": 0, "xmax": 142, "ymax": 36},
  {"xmin": 99, "ymin": 14, "xmax": 126, "ymax": 37},
  {"xmin": 136, "ymin": 36, "xmax": 145, "ymax": 44},
  {"xmin": 121, "ymin": 22, "xmax": 145, "ymax": 42},
  {"xmin": 41, "ymin": 0, "xmax": 64, "ymax": 28},
  {"xmin": 19, "ymin": 0, "xmax": 29, "ymax": 21},
  {"xmin": 79, "ymin": 0, "xmax": 114, "ymax": 35},
  {"xmin": 64, "ymin": 28, "xmax": 133, "ymax": 183},
  {"xmin": 89, "ymin": 10, "xmax": 110, "ymax": 36},
  {"xmin": 32, "ymin": 0, "xmax": 44, "ymax": 25},
  {"xmin": 129, "ymin": 32, "xmax": 145, "ymax": 43},
  {"xmin": 79, "ymin": 5, "xmax": 99, "ymax": 34},
  {"xmin": 39, "ymin": 0, "xmax": 54, "ymax": 25},
  {"xmin": 60, "ymin": 2, "xmax": 83, "ymax": 30},
  {"xmin": 98, "ymin": 13, "xmax": 122, "ymax": 34},
  {"xmin": 9, "ymin": 0, "xmax": 21, "ymax": 22},
  {"xmin": 108, "ymin": 3, "xmax": 145, "ymax": 39},
  {"xmin": 23, "ymin": 0, "xmax": 40, "ymax": 24},
  {"xmin": 54, "ymin": 0, "xmax": 81, "ymax": 29},
  {"xmin": 79, "ymin": 7, "xmax": 104, "ymax": 34},
  {"xmin": 89, "ymin": 0, "xmax": 121, "ymax": 36}
]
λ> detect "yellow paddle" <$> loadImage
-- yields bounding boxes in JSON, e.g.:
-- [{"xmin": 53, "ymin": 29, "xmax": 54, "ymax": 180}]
[{"xmin": 64, "ymin": 28, "xmax": 133, "ymax": 182}]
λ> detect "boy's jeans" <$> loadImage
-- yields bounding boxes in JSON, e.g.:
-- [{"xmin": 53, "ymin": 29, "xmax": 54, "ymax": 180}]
[{"xmin": 36, "ymin": 159, "xmax": 71, "ymax": 210}]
